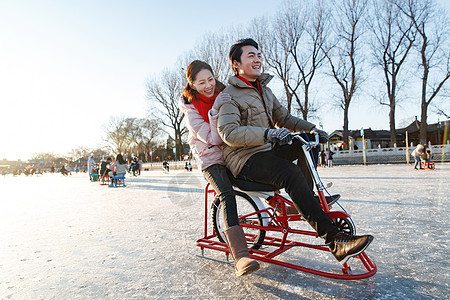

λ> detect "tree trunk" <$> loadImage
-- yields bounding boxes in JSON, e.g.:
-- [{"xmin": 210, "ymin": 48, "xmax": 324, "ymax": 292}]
[
  {"xmin": 303, "ymin": 85, "xmax": 309, "ymax": 121},
  {"xmin": 284, "ymin": 84, "xmax": 292, "ymax": 113},
  {"xmin": 389, "ymin": 100, "xmax": 397, "ymax": 147},
  {"xmin": 419, "ymin": 102, "xmax": 428, "ymax": 145},
  {"xmin": 343, "ymin": 101, "xmax": 350, "ymax": 150},
  {"xmin": 419, "ymin": 35, "xmax": 429, "ymax": 145},
  {"xmin": 389, "ymin": 69, "xmax": 397, "ymax": 147}
]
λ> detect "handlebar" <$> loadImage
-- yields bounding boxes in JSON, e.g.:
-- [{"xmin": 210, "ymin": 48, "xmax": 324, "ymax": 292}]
[{"xmin": 291, "ymin": 131, "xmax": 320, "ymax": 147}]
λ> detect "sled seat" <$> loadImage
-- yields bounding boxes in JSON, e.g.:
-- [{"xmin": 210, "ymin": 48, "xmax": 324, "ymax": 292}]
[{"xmin": 110, "ymin": 173, "xmax": 126, "ymax": 187}]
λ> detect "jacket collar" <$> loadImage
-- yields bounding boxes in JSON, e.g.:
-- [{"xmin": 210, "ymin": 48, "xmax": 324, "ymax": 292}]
[{"xmin": 228, "ymin": 73, "xmax": 273, "ymax": 89}]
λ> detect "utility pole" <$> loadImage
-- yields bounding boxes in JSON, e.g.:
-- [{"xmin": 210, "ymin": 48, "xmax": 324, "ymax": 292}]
[{"xmin": 361, "ymin": 128, "xmax": 367, "ymax": 165}]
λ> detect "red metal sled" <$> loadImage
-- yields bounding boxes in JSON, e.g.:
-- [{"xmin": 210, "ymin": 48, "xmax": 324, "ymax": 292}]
[{"xmin": 196, "ymin": 183, "xmax": 377, "ymax": 280}]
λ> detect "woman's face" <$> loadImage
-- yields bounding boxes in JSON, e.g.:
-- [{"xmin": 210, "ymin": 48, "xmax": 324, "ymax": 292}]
[{"xmin": 191, "ymin": 69, "xmax": 216, "ymax": 98}]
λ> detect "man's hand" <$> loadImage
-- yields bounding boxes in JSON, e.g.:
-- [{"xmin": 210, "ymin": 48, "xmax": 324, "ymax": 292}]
[
  {"xmin": 265, "ymin": 128, "xmax": 293, "ymax": 145},
  {"xmin": 310, "ymin": 127, "xmax": 328, "ymax": 143},
  {"xmin": 211, "ymin": 92, "xmax": 232, "ymax": 115}
]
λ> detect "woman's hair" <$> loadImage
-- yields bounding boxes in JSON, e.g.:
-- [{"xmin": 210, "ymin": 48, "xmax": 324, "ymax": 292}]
[
  {"xmin": 229, "ymin": 38, "xmax": 259, "ymax": 75},
  {"xmin": 182, "ymin": 60, "xmax": 225, "ymax": 104},
  {"xmin": 116, "ymin": 154, "xmax": 126, "ymax": 164}
]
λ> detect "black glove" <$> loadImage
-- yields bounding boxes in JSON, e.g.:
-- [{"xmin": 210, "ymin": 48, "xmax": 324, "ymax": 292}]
[
  {"xmin": 264, "ymin": 128, "xmax": 293, "ymax": 145},
  {"xmin": 310, "ymin": 127, "xmax": 328, "ymax": 143}
]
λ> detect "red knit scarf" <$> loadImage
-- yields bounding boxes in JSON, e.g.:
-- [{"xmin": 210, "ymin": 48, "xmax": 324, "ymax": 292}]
[{"xmin": 191, "ymin": 89, "xmax": 219, "ymax": 123}]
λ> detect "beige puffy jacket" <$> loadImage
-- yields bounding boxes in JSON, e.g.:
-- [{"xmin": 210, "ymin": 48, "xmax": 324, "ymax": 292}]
[{"xmin": 217, "ymin": 74, "xmax": 316, "ymax": 177}]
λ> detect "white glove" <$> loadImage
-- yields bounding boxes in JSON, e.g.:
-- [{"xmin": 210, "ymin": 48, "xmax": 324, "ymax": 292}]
[{"xmin": 210, "ymin": 92, "xmax": 232, "ymax": 115}]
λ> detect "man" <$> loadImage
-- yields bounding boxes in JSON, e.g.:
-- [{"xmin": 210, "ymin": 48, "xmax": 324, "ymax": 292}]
[{"xmin": 217, "ymin": 38, "xmax": 373, "ymax": 264}]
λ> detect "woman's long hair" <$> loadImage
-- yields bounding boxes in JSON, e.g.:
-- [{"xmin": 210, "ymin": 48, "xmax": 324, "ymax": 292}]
[{"xmin": 182, "ymin": 60, "xmax": 225, "ymax": 104}]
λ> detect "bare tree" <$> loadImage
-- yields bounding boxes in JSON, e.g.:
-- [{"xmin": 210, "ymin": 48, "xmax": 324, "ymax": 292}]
[
  {"xmin": 250, "ymin": 15, "xmax": 297, "ymax": 112},
  {"xmin": 250, "ymin": 2, "xmax": 330, "ymax": 120},
  {"xmin": 398, "ymin": 0, "xmax": 450, "ymax": 144},
  {"xmin": 369, "ymin": 0, "xmax": 416, "ymax": 146},
  {"xmin": 324, "ymin": 0, "xmax": 368, "ymax": 150},
  {"xmin": 68, "ymin": 147, "xmax": 92, "ymax": 162},
  {"xmin": 104, "ymin": 116, "xmax": 136, "ymax": 156},
  {"xmin": 289, "ymin": 1, "xmax": 330, "ymax": 120},
  {"xmin": 131, "ymin": 118, "xmax": 163, "ymax": 159},
  {"xmin": 145, "ymin": 67, "xmax": 186, "ymax": 160}
]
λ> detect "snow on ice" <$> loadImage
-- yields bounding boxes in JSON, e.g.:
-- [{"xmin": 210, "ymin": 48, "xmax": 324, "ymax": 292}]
[{"xmin": 0, "ymin": 163, "xmax": 448, "ymax": 299}]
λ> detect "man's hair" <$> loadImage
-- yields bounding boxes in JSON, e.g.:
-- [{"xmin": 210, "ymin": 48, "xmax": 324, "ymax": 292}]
[{"xmin": 229, "ymin": 38, "xmax": 259, "ymax": 75}]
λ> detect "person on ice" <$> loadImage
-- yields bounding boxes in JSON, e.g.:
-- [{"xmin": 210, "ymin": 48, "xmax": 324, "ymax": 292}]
[
  {"xmin": 179, "ymin": 60, "xmax": 260, "ymax": 276},
  {"xmin": 217, "ymin": 38, "xmax": 374, "ymax": 265},
  {"xmin": 412, "ymin": 144, "xmax": 425, "ymax": 169},
  {"xmin": 88, "ymin": 156, "xmax": 96, "ymax": 178}
]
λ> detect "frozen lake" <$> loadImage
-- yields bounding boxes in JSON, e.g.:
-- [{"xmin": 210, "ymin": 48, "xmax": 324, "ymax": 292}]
[{"xmin": 1, "ymin": 163, "xmax": 448, "ymax": 299}]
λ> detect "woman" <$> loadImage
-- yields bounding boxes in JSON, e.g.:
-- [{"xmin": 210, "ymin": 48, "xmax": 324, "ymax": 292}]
[
  {"xmin": 179, "ymin": 60, "xmax": 259, "ymax": 276},
  {"xmin": 109, "ymin": 154, "xmax": 128, "ymax": 184}
]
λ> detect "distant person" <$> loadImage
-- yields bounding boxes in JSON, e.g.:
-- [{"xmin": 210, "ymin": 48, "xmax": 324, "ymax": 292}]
[
  {"xmin": 327, "ymin": 149, "xmax": 335, "ymax": 168},
  {"xmin": 162, "ymin": 160, "xmax": 169, "ymax": 173},
  {"xmin": 65, "ymin": 163, "xmax": 72, "ymax": 175},
  {"xmin": 130, "ymin": 157, "xmax": 139, "ymax": 176},
  {"xmin": 412, "ymin": 144, "xmax": 425, "ymax": 170},
  {"xmin": 138, "ymin": 158, "xmax": 143, "ymax": 175},
  {"xmin": 88, "ymin": 156, "xmax": 96, "ymax": 177},
  {"xmin": 108, "ymin": 154, "xmax": 128, "ymax": 177},
  {"xmin": 425, "ymin": 149, "xmax": 432, "ymax": 163},
  {"xmin": 320, "ymin": 150, "xmax": 327, "ymax": 168},
  {"xmin": 60, "ymin": 164, "xmax": 71, "ymax": 176},
  {"xmin": 100, "ymin": 157, "xmax": 112, "ymax": 178},
  {"xmin": 108, "ymin": 154, "xmax": 128, "ymax": 185}
]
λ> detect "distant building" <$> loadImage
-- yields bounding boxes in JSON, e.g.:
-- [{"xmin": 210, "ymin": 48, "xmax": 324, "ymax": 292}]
[
  {"xmin": 397, "ymin": 118, "xmax": 449, "ymax": 146},
  {"xmin": 328, "ymin": 118, "xmax": 449, "ymax": 150}
]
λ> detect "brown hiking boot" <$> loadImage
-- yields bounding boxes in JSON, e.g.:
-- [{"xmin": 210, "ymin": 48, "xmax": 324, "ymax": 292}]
[{"xmin": 329, "ymin": 232, "xmax": 374, "ymax": 264}]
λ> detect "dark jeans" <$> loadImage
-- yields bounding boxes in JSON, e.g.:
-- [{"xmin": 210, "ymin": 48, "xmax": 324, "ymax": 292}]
[
  {"xmin": 238, "ymin": 139, "xmax": 338, "ymax": 242},
  {"xmin": 203, "ymin": 164, "xmax": 239, "ymax": 228}
]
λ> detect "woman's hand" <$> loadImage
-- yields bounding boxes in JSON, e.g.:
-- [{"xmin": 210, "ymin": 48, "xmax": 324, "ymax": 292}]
[{"xmin": 211, "ymin": 92, "xmax": 232, "ymax": 115}]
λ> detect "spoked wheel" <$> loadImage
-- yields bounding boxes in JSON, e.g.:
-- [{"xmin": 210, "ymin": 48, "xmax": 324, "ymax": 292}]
[
  {"xmin": 332, "ymin": 217, "xmax": 356, "ymax": 235},
  {"xmin": 212, "ymin": 190, "xmax": 266, "ymax": 250}
]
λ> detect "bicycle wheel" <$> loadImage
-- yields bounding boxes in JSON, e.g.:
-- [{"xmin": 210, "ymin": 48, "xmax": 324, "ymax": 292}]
[
  {"xmin": 332, "ymin": 217, "xmax": 356, "ymax": 235},
  {"xmin": 212, "ymin": 190, "xmax": 266, "ymax": 250}
]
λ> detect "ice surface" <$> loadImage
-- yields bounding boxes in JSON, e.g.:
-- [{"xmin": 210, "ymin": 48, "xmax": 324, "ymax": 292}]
[{"xmin": 0, "ymin": 164, "xmax": 448, "ymax": 299}]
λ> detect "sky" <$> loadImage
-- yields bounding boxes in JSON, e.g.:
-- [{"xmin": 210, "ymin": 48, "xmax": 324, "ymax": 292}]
[{"xmin": 0, "ymin": 0, "xmax": 448, "ymax": 161}]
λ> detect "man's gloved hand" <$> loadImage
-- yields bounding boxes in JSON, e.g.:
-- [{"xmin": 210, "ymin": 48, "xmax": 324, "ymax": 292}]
[
  {"xmin": 264, "ymin": 128, "xmax": 293, "ymax": 145},
  {"xmin": 310, "ymin": 127, "xmax": 329, "ymax": 143},
  {"xmin": 210, "ymin": 92, "xmax": 232, "ymax": 115}
]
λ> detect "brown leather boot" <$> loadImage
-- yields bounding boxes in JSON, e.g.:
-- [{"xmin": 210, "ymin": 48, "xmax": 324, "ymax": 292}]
[{"xmin": 223, "ymin": 225, "xmax": 260, "ymax": 276}]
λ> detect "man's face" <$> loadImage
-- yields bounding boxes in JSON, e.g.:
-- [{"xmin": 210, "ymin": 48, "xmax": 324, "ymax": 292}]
[{"xmin": 233, "ymin": 45, "xmax": 262, "ymax": 81}]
